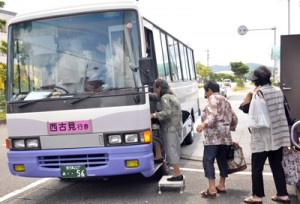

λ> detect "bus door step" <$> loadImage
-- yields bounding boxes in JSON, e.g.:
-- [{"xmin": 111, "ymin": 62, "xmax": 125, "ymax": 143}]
[{"xmin": 158, "ymin": 175, "xmax": 185, "ymax": 194}]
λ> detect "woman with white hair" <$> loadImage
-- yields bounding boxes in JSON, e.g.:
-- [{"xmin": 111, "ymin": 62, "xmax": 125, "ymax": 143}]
[{"xmin": 150, "ymin": 78, "xmax": 183, "ymax": 181}]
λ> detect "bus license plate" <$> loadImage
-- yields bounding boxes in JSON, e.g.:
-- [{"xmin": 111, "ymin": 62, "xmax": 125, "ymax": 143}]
[{"xmin": 61, "ymin": 165, "xmax": 86, "ymax": 178}]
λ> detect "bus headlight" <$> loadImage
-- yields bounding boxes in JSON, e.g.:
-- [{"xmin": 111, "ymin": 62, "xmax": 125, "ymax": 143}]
[
  {"xmin": 26, "ymin": 139, "xmax": 39, "ymax": 149},
  {"xmin": 105, "ymin": 130, "xmax": 151, "ymax": 145},
  {"xmin": 13, "ymin": 139, "xmax": 25, "ymax": 149},
  {"xmin": 108, "ymin": 135, "xmax": 122, "ymax": 144},
  {"xmin": 125, "ymin": 134, "xmax": 138, "ymax": 143},
  {"xmin": 11, "ymin": 138, "xmax": 40, "ymax": 150}
]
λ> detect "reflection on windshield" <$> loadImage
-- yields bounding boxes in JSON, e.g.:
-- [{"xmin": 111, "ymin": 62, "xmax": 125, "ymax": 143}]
[{"xmin": 8, "ymin": 10, "xmax": 141, "ymax": 101}]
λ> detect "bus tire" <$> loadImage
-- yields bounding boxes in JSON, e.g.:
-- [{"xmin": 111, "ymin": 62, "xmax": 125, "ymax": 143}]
[
  {"xmin": 183, "ymin": 124, "xmax": 194, "ymax": 145},
  {"xmin": 152, "ymin": 162, "xmax": 170, "ymax": 180}
]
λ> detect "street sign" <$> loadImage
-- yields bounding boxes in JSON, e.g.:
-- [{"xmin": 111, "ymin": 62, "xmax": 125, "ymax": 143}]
[{"xmin": 238, "ymin": 25, "xmax": 248, "ymax": 35}]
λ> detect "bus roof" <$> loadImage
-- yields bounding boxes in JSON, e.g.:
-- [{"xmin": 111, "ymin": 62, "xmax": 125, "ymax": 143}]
[{"xmin": 8, "ymin": 0, "xmax": 139, "ymax": 26}]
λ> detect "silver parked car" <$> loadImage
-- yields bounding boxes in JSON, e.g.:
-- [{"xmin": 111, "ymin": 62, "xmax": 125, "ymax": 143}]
[
  {"xmin": 223, "ymin": 79, "xmax": 232, "ymax": 87},
  {"xmin": 220, "ymin": 83, "xmax": 227, "ymax": 97}
]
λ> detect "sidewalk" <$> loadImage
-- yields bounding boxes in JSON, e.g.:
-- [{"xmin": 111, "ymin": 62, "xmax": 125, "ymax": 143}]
[
  {"xmin": 180, "ymin": 87, "xmax": 253, "ymax": 163},
  {"xmin": 180, "ymin": 119, "xmax": 252, "ymax": 164},
  {"xmin": 181, "ymin": 133, "xmax": 203, "ymax": 161}
]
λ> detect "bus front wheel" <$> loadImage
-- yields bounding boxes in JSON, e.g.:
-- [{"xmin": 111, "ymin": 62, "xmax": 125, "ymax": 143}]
[
  {"xmin": 152, "ymin": 161, "xmax": 170, "ymax": 180},
  {"xmin": 183, "ymin": 123, "xmax": 194, "ymax": 145}
]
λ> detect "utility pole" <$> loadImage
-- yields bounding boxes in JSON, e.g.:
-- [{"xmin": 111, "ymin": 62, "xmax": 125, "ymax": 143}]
[{"xmin": 204, "ymin": 49, "xmax": 209, "ymax": 68}]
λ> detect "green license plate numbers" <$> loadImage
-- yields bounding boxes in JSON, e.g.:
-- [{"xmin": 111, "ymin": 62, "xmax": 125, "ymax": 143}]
[{"xmin": 61, "ymin": 165, "xmax": 86, "ymax": 178}]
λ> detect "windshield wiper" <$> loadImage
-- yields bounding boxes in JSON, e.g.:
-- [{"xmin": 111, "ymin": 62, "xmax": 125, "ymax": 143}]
[
  {"xmin": 18, "ymin": 97, "xmax": 50, "ymax": 108},
  {"xmin": 39, "ymin": 85, "xmax": 69, "ymax": 94},
  {"xmin": 71, "ymin": 93, "xmax": 95, "ymax": 105}
]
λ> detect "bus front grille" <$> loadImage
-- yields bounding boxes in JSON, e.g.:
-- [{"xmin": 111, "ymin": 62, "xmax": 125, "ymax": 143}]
[{"xmin": 37, "ymin": 153, "xmax": 109, "ymax": 169}]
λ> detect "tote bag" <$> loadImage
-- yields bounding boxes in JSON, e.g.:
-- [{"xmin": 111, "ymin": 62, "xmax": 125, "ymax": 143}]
[
  {"xmin": 248, "ymin": 91, "xmax": 270, "ymax": 128},
  {"xmin": 227, "ymin": 142, "xmax": 247, "ymax": 174}
]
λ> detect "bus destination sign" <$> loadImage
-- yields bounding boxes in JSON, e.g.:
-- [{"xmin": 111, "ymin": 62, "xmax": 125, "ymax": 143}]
[{"xmin": 48, "ymin": 120, "xmax": 92, "ymax": 134}]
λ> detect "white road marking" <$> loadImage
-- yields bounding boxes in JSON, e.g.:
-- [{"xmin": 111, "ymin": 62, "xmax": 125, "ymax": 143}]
[
  {"xmin": 0, "ymin": 167, "xmax": 272, "ymax": 202},
  {"xmin": 0, "ymin": 178, "xmax": 51, "ymax": 202}
]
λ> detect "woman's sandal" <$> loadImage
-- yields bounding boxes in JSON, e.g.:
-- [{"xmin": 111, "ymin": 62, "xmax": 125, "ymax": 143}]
[
  {"xmin": 271, "ymin": 196, "xmax": 291, "ymax": 203},
  {"xmin": 216, "ymin": 186, "xmax": 227, "ymax": 194},
  {"xmin": 200, "ymin": 189, "xmax": 217, "ymax": 199},
  {"xmin": 244, "ymin": 196, "xmax": 263, "ymax": 204}
]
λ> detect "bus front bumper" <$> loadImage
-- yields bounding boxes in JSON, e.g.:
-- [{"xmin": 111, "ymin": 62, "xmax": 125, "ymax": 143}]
[{"xmin": 7, "ymin": 145, "xmax": 155, "ymax": 178}]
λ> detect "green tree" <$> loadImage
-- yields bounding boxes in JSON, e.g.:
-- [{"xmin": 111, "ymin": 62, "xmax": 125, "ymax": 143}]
[
  {"xmin": 0, "ymin": 1, "xmax": 7, "ymax": 67},
  {"xmin": 0, "ymin": 2, "xmax": 5, "ymax": 29},
  {"xmin": 195, "ymin": 61, "xmax": 204, "ymax": 75},
  {"xmin": 0, "ymin": 1, "xmax": 7, "ymax": 115},
  {"xmin": 195, "ymin": 61, "xmax": 211, "ymax": 83},
  {"xmin": 210, "ymin": 73, "xmax": 235, "ymax": 82},
  {"xmin": 230, "ymin": 61, "xmax": 249, "ymax": 87},
  {"xmin": 0, "ymin": 40, "xmax": 6, "ymax": 53},
  {"xmin": 199, "ymin": 66, "xmax": 211, "ymax": 83}
]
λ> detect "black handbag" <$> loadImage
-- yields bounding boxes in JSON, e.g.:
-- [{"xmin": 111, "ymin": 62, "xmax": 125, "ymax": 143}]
[{"xmin": 239, "ymin": 102, "xmax": 250, "ymax": 113}]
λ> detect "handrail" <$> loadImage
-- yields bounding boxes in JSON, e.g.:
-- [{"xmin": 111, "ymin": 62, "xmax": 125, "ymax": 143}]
[{"xmin": 291, "ymin": 120, "xmax": 300, "ymax": 149}]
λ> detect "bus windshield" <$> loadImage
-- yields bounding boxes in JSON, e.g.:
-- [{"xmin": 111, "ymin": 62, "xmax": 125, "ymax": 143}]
[{"xmin": 8, "ymin": 10, "xmax": 141, "ymax": 101}]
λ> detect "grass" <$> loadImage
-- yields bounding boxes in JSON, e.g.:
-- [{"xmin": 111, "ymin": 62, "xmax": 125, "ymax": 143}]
[
  {"xmin": 233, "ymin": 86, "xmax": 248, "ymax": 91},
  {"xmin": 0, "ymin": 112, "xmax": 6, "ymax": 120}
]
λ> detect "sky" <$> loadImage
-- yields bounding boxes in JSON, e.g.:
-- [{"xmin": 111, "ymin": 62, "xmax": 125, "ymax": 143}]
[{"xmin": 3, "ymin": 0, "xmax": 300, "ymax": 67}]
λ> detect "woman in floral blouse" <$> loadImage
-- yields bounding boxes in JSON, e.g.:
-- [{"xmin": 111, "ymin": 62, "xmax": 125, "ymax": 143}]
[{"xmin": 196, "ymin": 80, "xmax": 238, "ymax": 199}]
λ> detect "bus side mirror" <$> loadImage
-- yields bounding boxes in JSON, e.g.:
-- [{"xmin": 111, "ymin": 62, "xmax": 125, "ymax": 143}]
[{"xmin": 139, "ymin": 57, "xmax": 154, "ymax": 85}]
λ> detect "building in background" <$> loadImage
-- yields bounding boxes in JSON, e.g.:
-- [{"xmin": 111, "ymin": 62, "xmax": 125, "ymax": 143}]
[
  {"xmin": 0, "ymin": 10, "xmax": 16, "ymax": 90},
  {"xmin": 0, "ymin": 9, "xmax": 17, "ymax": 63}
]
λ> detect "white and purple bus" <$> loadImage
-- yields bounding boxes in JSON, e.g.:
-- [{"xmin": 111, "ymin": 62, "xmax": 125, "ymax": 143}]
[{"xmin": 5, "ymin": 1, "xmax": 200, "ymax": 179}]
